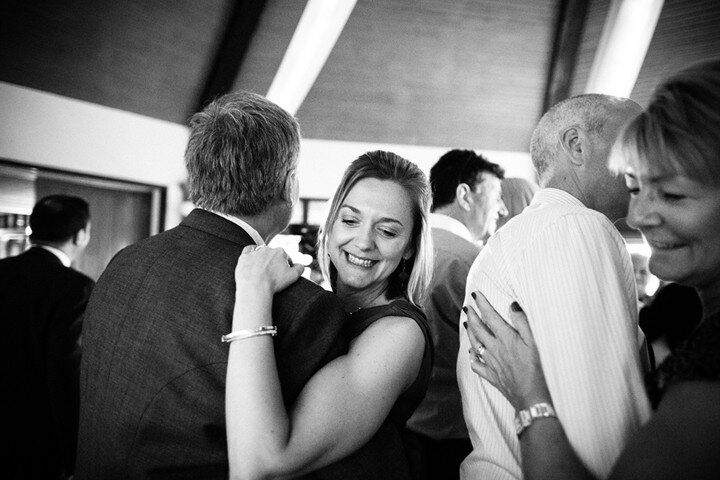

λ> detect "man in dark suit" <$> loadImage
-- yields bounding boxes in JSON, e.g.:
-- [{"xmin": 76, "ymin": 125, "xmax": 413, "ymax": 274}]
[
  {"xmin": 1, "ymin": 195, "xmax": 94, "ymax": 480},
  {"xmin": 75, "ymin": 92, "xmax": 348, "ymax": 479},
  {"xmin": 406, "ymin": 150, "xmax": 507, "ymax": 480}
]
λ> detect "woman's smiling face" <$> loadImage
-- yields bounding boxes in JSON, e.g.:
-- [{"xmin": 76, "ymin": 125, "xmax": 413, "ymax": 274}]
[
  {"xmin": 625, "ymin": 165, "xmax": 720, "ymax": 290},
  {"xmin": 328, "ymin": 177, "xmax": 415, "ymax": 299}
]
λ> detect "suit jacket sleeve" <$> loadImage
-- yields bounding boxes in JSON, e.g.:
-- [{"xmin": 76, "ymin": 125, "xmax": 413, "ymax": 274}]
[
  {"xmin": 272, "ymin": 281, "xmax": 349, "ymax": 407},
  {"xmin": 46, "ymin": 275, "xmax": 94, "ymax": 475},
  {"xmin": 433, "ymin": 254, "xmax": 474, "ymax": 329}
]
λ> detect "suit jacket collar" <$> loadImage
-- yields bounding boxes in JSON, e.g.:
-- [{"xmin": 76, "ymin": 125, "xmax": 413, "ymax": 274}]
[
  {"xmin": 25, "ymin": 246, "xmax": 64, "ymax": 266},
  {"xmin": 203, "ymin": 209, "xmax": 265, "ymax": 246},
  {"xmin": 34, "ymin": 244, "xmax": 72, "ymax": 266},
  {"xmin": 181, "ymin": 208, "xmax": 256, "ymax": 246}
]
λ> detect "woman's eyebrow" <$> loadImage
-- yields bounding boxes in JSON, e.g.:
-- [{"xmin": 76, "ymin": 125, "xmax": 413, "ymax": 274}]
[{"xmin": 339, "ymin": 204, "xmax": 404, "ymax": 226}]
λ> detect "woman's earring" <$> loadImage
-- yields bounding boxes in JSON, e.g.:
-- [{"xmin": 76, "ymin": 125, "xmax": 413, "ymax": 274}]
[{"xmin": 398, "ymin": 258, "xmax": 410, "ymax": 285}]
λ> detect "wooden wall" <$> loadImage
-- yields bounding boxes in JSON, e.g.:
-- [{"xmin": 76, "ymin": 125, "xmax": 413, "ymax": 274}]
[
  {"xmin": 0, "ymin": 161, "xmax": 163, "ymax": 281},
  {"xmin": 35, "ymin": 177, "xmax": 154, "ymax": 280}
]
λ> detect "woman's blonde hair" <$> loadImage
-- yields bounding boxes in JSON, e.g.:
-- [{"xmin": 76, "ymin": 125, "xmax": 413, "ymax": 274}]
[
  {"xmin": 611, "ymin": 59, "xmax": 720, "ymax": 185},
  {"xmin": 317, "ymin": 151, "xmax": 433, "ymax": 307}
]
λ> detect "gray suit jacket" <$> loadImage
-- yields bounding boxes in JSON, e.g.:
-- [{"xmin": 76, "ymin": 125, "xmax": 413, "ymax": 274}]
[
  {"xmin": 406, "ymin": 227, "xmax": 480, "ymax": 440},
  {"xmin": 76, "ymin": 209, "xmax": 347, "ymax": 479}
]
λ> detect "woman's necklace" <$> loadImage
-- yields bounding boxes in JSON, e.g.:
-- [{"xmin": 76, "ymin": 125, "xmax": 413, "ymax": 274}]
[{"xmin": 344, "ymin": 294, "xmax": 386, "ymax": 316}]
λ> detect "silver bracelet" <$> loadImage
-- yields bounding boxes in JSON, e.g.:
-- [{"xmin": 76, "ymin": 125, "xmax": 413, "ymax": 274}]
[{"xmin": 221, "ymin": 325, "xmax": 277, "ymax": 343}]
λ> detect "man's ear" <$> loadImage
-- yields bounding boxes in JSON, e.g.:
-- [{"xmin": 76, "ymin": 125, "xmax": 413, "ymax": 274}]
[
  {"xmin": 280, "ymin": 169, "xmax": 298, "ymax": 205},
  {"xmin": 456, "ymin": 183, "xmax": 473, "ymax": 211},
  {"xmin": 73, "ymin": 225, "xmax": 90, "ymax": 248},
  {"xmin": 560, "ymin": 127, "xmax": 584, "ymax": 166}
]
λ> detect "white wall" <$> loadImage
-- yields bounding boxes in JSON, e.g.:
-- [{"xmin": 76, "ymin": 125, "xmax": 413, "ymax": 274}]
[
  {"xmin": 1, "ymin": 82, "xmax": 535, "ymax": 228},
  {"xmin": 0, "ymin": 82, "xmax": 189, "ymax": 227},
  {"xmin": 298, "ymin": 139, "xmax": 535, "ymax": 199}
]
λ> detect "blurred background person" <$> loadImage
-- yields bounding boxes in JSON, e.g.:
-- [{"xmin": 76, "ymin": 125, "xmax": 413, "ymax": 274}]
[
  {"xmin": 406, "ymin": 149, "xmax": 505, "ymax": 480},
  {"xmin": 631, "ymin": 252, "xmax": 652, "ymax": 308},
  {"xmin": 1, "ymin": 195, "xmax": 93, "ymax": 480},
  {"xmin": 496, "ymin": 177, "xmax": 538, "ymax": 231},
  {"xmin": 639, "ymin": 282, "xmax": 702, "ymax": 366}
]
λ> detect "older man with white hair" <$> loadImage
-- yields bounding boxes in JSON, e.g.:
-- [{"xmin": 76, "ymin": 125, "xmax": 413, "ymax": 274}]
[{"xmin": 457, "ymin": 94, "xmax": 651, "ymax": 480}]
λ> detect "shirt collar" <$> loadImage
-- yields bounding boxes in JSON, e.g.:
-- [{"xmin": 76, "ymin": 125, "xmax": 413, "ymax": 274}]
[
  {"xmin": 36, "ymin": 245, "xmax": 71, "ymax": 267},
  {"xmin": 531, "ymin": 188, "xmax": 585, "ymax": 209},
  {"xmin": 205, "ymin": 209, "xmax": 266, "ymax": 246},
  {"xmin": 430, "ymin": 213, "xmax": 474, "ymax": 243}
]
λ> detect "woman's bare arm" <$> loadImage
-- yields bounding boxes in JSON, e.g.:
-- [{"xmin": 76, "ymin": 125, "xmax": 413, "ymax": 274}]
[
  {"xmin": 226, "ymin": 246, "xmax": 425, "ymax": 479},
  {"xmin": 464, "ymin": 291, "xmax": 594, "ymax": 480}
]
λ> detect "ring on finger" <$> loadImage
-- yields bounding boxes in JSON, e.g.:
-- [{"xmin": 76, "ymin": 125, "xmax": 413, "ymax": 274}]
[
  {"xmin": 468, "ymin": 349, "xmax": 485, "ymax": 363},
  {"xmin": 475, "ymin": 344, "xmax": 486, "ymax": 357}
]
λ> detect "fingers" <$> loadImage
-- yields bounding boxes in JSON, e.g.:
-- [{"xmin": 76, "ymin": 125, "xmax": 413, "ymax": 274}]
[
  {"xmin": 242, "ymin": 244, "xmax": 270, "ymax": 255},
  {"xmin": 509, "ymin": 302, "xmax": 534, "ymax": 346},
  {"xmin": 235, "ymin": 245, "xmax": 303, "ymax": 292},
  {"xmin": 240, "ymin": 245, "xmax": 280, "ymax": 262},
  {"xmin": 463, "ymin": 304, "xmax": 496, "ymax": 354},
  {"xmin": 469, "ymin": 356, "xmax": 501, "ymax": 390},
  {"xmin": 471, "ymin": 291, "xmax": 518, "ymax": 336},
  {"xmin": 244, "ymin": 246, "xmax": 303, "ymax": 279},
  {"xmin": 242, "ymin": 244, "xmax": 257, "ymax": 254},
  {"xmin": 289, "ymin": 262, "xmax": 305, "ymax": 278}
]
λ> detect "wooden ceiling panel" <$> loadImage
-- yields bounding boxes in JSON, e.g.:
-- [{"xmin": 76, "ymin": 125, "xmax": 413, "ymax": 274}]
[
  {"xmin": 2, "ymin": 0, "xmax": 717, "ymax": 157},
  {"xmin": 0, "ymin": 0, "xmax": 232, "ymax": 124},
  {"xmin": 568, "ymin": 0, "xmax": 611, "ymax": 98},
  {"xmin": 569, "ymin": 0, "xmax": 720, "ymax": 108},
  {"xmin": 295, "ymin": 0, "xmax": 558, "ymax": 151},
  {"xmin": 232, "ymin": 0, "xmax": 309, "ymax": 95},
  {"xmin": 630, "ymin": 0, "xmax": 720, "ymax": 106}
]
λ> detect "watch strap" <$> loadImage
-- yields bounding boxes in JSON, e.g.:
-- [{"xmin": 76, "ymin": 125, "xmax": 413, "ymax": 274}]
[{"xmin": 514, "ymin": 402, "xmax": 557, "ymax": 436}]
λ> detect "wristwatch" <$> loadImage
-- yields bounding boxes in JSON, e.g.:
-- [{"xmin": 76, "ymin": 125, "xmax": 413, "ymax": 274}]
[{"xmin": 514, "ymin": 402, "xmax": 557, "ymax": 436}]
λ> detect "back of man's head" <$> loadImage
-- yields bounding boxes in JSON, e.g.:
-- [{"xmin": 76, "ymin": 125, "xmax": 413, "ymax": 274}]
[
  {"xmin": 30, "ymin": 195, "xmax": 90, "ymax": 244},
  {"xmin": 530, "ymin": 94, "xmax": 640, "ymax": 185},
  {"xmin": 529, "ymin": 94, "xmax": 641, "ymax": 220},
  {"xmin": 430, "ymin": 149, "xmax": 505, "ymax": 211},
  {"xmin": 185, "ymin": 91, "xmax": 301, "ymax": 217}
]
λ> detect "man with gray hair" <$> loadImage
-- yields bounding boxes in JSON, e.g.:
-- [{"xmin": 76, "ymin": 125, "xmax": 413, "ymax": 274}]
[
  {"xmin": 457, "ymin": 94, "xmax": 651, "ymax": 479},
  {"xmin": 76, "ymin": 92, "xmax": 348, "ymax": 479}
]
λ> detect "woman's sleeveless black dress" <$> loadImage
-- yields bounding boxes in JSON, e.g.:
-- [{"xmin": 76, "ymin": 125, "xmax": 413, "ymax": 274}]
[{"xmin": 315, "ymin": 299, "xmax": 433, "ymax": 480}]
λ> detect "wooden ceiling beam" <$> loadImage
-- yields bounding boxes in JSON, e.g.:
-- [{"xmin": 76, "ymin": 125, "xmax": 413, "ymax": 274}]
[
  {"xmin": 541, "ymin": 0, "xmax": 589, "ymax": 114},
  {"xmin": 193, "ymin": 0, "xmax": 267, "ymax": 115}
]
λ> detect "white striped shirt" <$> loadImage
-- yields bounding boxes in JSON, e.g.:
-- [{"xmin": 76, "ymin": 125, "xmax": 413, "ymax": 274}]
[{"xmin": 457, "ymin": 188, "xmax": 651, "ymax": 480}]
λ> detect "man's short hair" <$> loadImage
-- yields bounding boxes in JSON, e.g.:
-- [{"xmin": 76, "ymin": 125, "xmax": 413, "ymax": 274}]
[
  {"xmin": 184, "ymin": 91, "xmax": 301, "ymax": 216},
  {"xmin": 29, "ymin": 195, "xmax": 90, "ymax": 243},
  {"xmin": 429, "ymin": 149, "xmax": 505, "ymax": 211},
  {"xmin": 530, "ymin": 94, "xmax": 624, "ymax": 182}
]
